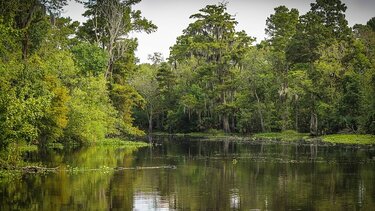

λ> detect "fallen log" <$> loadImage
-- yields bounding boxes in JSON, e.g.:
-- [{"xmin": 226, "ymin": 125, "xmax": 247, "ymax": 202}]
[
  {"xmin": 114, "ymin": 165, "xmax": 177, "ymax": 170},
  {"xmin": 16, "ymin": 165, "xmax": 176, "ymax": 174},
  {"xmin": 21, "ymin": 166, "xmax": 59, "ymax": 173}
]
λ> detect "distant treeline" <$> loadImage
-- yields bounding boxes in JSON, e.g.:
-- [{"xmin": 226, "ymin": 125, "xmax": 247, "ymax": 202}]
[{"xmin": 132, "ymin": 1, "xmax": 375, "ymax": 136}]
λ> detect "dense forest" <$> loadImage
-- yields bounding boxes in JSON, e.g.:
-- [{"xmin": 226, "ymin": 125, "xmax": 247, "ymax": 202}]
[
  {"xmin": 133, "ymin": 1, "xmax": 375, "ymax": 136},
  {"xmin": 0, "ymin": 0, "xmax": 374, "ymax": 154}
]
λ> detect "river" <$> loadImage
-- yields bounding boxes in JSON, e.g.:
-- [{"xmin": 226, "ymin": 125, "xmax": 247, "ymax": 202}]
[{"xmin": 1, "ymin": 136, "xmax": 375, "ymax": 210}]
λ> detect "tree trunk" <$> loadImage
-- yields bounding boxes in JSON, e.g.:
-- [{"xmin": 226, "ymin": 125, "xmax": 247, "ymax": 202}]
[
  {"xmin": 148, "ymin": 110, "xmax": 153, "ymax": 134},
  {"xmin": 281, "ymin": 93, "xmax": 289, "ymax": 131},
  {"xmin": 310, "ymin": 112, "xmax": 318, "ymax": 136},
  {"xmin": 220, "ymin": 84, "xmax": 231, "ymax": 133},
  {"xmin": 223, "ymin": 140, "xmax": 229, "ymax": 156},
  {"xmin": 223, "ymin": 113, "xmax": 230, "ymax": 133},
  {"xmin": 259, "ymin": 112, "xmax": 265, "ymax": 133},
  {"xmin": 22, "ymin": 35, "xmax": 29, "ymax": 60},
  {"xmin": 198, "ymin": 111, "xmax": 202, "ymax": 130},
  {"xmin": 38, "ymin": 134, "xmax": 48, "ymax": 150},
  {"xmin": 105, "ymin": 45, "xmax": 114, "ymax": 79},
  {"xmin": 295, "ymin": 102, "xmax": 299, "ymax": 132},
  {"xmin": 19, "ymin": 2, "xmax": 38, "ymax": 60},
  {"xmin": 309, "ymin": 92, "xmax": 318, "ymax": 136},
  {"xmin": 254, "ymin": 90, "xmax": 265, "ymax": 132},
  {"xmin": 281, "ymin": 63, "xmax": 289, "ymax": 131},
  {"xmin": 231, "ymin": 114, "xmax": 235, "ymax": 132}
]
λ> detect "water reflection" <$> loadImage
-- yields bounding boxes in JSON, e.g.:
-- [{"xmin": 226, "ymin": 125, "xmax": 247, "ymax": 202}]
[{"xmin": 1, "ymin": 137, "xmax": 375, "ymax": 210}]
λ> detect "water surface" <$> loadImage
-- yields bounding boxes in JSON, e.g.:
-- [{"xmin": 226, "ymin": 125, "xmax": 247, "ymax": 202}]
[{"xmin": 1, "ymin": 136, "xmax": 375, "ymax": 210}]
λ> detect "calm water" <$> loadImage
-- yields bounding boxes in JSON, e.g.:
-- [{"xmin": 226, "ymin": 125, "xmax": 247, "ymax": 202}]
[{"xmin": 1, "ymin": 136, "xmax": 375, "ymax": 210}]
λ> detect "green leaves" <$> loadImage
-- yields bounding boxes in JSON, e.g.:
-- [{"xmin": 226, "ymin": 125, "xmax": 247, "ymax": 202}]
[
  {"xmin": 310, "ymin": 0, "xmax": 351, "ymax": 40},
  {"xmin": 65, "ymin": 76, "xmax": 119, "ymax": 142},
  {"xmin": 169, "ymin": 3, "xmax": 252, "ymax": 132},
  {"xmin": 71, "ymin": 43, "xmax": 109, "ymax": 76},
  {"xmin": 266, "ymin": 6, "xmax": 299, "ymax": 52},
  {"xmin": 0, "ymin": 59, "xmax": 52, "ymax": 147}
]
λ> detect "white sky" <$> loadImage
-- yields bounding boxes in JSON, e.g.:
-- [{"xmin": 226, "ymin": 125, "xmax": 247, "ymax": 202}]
[{"xmin": 63, "ymin": 0, "xmax": 375, "ymax": 63}]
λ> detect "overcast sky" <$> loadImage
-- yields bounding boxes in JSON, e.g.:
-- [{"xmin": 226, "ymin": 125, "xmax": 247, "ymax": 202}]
[{"xmin": 63, "ymin": 0, "xmax": 375, "ymax": 63}]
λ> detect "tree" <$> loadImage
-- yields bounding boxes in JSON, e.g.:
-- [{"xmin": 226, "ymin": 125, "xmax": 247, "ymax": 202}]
[
  {"xmin": 265, "ymin": 6, "xmax": 299, "ymax": 130},
  {"xmin": 0, "ymin": 0, "xmax": 68, "ymax": 59},
  {"xmin": 352, "ymin": 17, "xmax": 375, "ymax": 134},
  {"xmin": 170, "ymin": 3, "xmax": 252, "ymax": 133},
  {"xmin": 266, "ymin": 6, "xmax": 299, "ymax": 52},
  {"xmin": 65, "ymin": 76, "xmax": 118, "ymax": 142},
  {"xmin": 286, "ymin": 12, "xmax": 326, "ymax": 64},
  {"xmin": 130, "ymin": 64, "xmax": 160, "ymax": 134},
  {"xmin": 310, "ymin": 0, "xmax": 351, "ymax": 41},
  {"xmin": 77, "ymin": 0, "xmax": 157, "ymax": 137},
  {"xmin": 78, "ymin": 0, "xmax": 157, "ymax": 78},
  {"xmin": 0, "ymin": 60, "xmax": 52, "ymax": 148},
  {"xmin": 71, "ymin": 42, "xmax": 109, "ymax": 76},
  {"xmin": 367, "ymin": 17, "xmax": 375, "ymax": 32},
  {"xmin": 286, "ymin": 0, "xmax": 352, "ymax": 135},
  {"xmin": 156, "ymin": 62, "xmax": 177, "ymax": 129},
  {"xmin": 235, "ymin": 46, "xmax": 276, "ymax": 133}
]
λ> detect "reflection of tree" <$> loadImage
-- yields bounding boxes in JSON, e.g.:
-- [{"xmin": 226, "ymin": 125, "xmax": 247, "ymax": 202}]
[
  {"xmin": 224, "ymin": 139, "xmax": 229, "ymax": 156},
  {"xmin": 0, "ymin": 146, "xmax": 139, "ymax": 210},
  {"xmin": 310, "ymin": 143, "xmax": 318, "ymax": 160},
  {"xmin": 130, "ymin": 139, "xmax": 375, "ymax": 210},
  {"xmin": 1, "ymin": 141, "xmax": 375, "ymax": 210}
]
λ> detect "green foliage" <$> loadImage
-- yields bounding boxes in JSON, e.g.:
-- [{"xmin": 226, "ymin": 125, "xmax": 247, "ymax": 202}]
[
  {"xmin": 1, "ymin": 0, "xmax": 375, "ymax": 162},
  {"xmin": 235, "ymin": 46, "xmax": 278, "ymax": 133},
  {"xmin": 65, "ymin": 76, "xmax": 118, "ymax": 143},
  {"xmin": 109, "ymin": 83, "xmax": 145, "ymax": 137},
  {"xmin": 48, "ymin": 17, "xmax": 80, "ymax": 49},
  {"xmin": 286, "ymin": 12, "xmax": 326, "ymax": 64},
  {"xmin": 310, "ymin": 0, "xmax": 351, "ymax": 40},
  {"xmin": 0, "ymin": 58, "xmax": 54, "ymax": 147},
  {"xmin": 129, "ymin": 1, "xmax": 375, "ymax": 138},
  {"xmin": 71, "ymin": 42, "xmax": 108, "ymax": 76},
  {"xmin": 367, "ymin": 17, "xmax": 375, "ymax": 31},
  {"xmin": 169, "ymin": 3, "xmax": 253, "ymax": 133},
  {"xmin": 265, "ymin": 6, "xmax": 303, "ymax": 131},
  {"xmin": 0, "ymin": 20, "xmax": 19, "ymax": 60},
  {"xmin": 78, "ymin": 0, "xmax": 157, "ymax": 78},
  {"xmin": 337, "ymin": 74, "xmax": 361, "ymax": 131},
  {"xmin": 130, "ymin": 63, "xmax": 160, "ymax": 133},
  {"xmin": 38, "ymin": 75, "xmax": 70, "ymax": 144},
  {"xmin": 266, "ymin": 6, "xmax": 299, "ymax": 52},
  {"xmin": 0, "ymin": 1, "xmax": 154, "ymax": 164},
  {"xmin": 0, "ymin": 143, "xmax": 24, "ymax": 169},
  {"xmin": 0, "ymin": 0, "xmax": 67, "ymax": 59}
]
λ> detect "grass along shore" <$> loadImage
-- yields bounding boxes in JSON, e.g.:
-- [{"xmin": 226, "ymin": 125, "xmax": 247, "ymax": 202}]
[
  {"xmin": 153, "ymin": 131, "xmax": 375, "ymax": 145},
  {"xmin": 321, "ymin": 134, "xmax": 375, "ymax": 145},
  {"xmin": 253, "ymin": 130, "xmax": 309, "ymax": 141}
]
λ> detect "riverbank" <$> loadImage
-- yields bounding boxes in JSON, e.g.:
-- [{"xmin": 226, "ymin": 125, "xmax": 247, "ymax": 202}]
[{"xmin": 153, "ymin": 131, "xmax": 375, "ymax": 145}]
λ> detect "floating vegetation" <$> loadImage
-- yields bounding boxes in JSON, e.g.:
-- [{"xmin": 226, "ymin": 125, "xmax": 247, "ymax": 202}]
[
  {"xmin": 64, "ymin": 165, "xmax": 177, "ymax": 175},
  {"xmin": 322, "ymin": 134, "xmax": 375, "ymax": 145},
  {"xmin": 253, "ymin": 130, "xmax": 309, "ymax": 141},
  {"xmin": 89, "ymin": 138, "xmax": 149, "ymax": 147}
]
